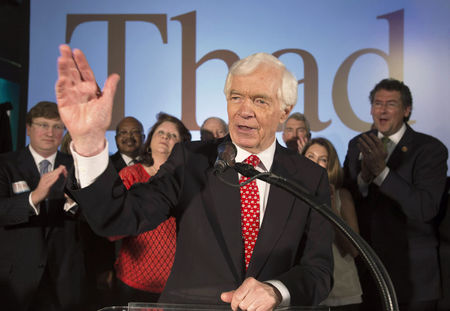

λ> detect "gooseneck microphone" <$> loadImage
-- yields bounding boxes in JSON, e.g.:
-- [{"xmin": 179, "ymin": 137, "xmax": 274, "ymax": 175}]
[{"xmin": 213, "ymin": 141, "xmax": 238, "ymax": 174}]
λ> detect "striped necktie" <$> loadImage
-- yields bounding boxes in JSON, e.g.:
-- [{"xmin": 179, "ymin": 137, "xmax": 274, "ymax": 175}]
[{"xmin": 39, "ymin": 159, "xmax": 51, "ymax": 176}]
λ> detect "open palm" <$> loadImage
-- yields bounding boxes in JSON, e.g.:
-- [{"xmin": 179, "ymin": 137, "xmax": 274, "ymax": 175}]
[{"xmin": 55, "ymin": 44, "xmax": 120, "ymax": 156}]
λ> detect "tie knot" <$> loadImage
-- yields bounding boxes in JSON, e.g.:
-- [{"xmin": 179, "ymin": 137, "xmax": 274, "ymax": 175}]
[
  {"xmin": 245, "ymin": 155, "xmax": 260, "ymax": 168},
  {"xmin": 381, "ymin": 136, "xmax": 390, "ymax": 144},
  {"xmin": 39, "ymin": 159, "xmax": 51, "ymax": 176}
]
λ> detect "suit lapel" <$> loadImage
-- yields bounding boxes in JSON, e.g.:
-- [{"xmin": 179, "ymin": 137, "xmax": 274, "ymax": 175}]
[
  {"xmin": 247, "ymin": 144, "xmax": 296, "ymax": 277},
  {"xmin": 17, "ymin": 147, "xmax": 40, "ymax": 190},
  {"xmin": 387, "ymin": 125, "xmax": 414, "ymax": 170},
  {"xmin": 200, "ymin": 138, "xmax": 245, "ymax": 282}
]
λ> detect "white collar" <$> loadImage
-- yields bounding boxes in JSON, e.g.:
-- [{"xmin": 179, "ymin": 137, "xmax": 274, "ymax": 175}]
[
  {"xmin": 378, "ymin": 123, "xmax": 406, "ymax": 145},
  {"xmin": 28, "ymin": 145, "xmax": 57, "ymax": 170},
  {"xmin": 234, "ymin": 138, "xmax": 277, "ymax": 172},
  {"xmin": 120, "ymin": 153, "xmax": 135, "ymax": 166}
]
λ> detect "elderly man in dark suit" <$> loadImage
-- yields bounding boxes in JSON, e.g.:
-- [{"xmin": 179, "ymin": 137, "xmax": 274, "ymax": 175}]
[
  {"xmin": 0, "ymin": 101, "xmax": 88, "ymax": 311},
  {"xmin": 343, "ymin": 79, "xmax": 448, "ymax": 311},
  {"xmin": 55, "ymin": 45, "xmax": 334, "ymax": 310}
]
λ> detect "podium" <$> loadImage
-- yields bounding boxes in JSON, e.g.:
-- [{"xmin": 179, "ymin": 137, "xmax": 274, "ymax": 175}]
[{"xmin": 98, "ymin": 302, "xmax": 331, "ymax": 310}]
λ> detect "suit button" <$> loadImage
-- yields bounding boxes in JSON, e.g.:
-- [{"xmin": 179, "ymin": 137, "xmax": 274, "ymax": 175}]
[{"xmin": 38, "ymin": 264, "xmax": 45, "ymax": 268}]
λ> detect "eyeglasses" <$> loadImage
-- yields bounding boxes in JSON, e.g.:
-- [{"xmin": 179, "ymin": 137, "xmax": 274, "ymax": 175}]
[
  {"xmin": 32, "ymin": 122, "xmax": 65, "ymax": 132},
  {"xmin": 117, "ymin": 129, "xmax": 143, "ymax": 137},
  {"xmin": 372, "ymin": 101, "xmax": 401, "ymax": 110},
  {"xmin": 155, "ymin": 130, "xmax": 178, "ymax": 141}
]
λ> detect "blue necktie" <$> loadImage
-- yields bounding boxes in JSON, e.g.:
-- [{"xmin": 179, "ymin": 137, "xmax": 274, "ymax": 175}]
[{"xmin": 39, "ymin": 159, "xmax": 50, "ymax": 176}]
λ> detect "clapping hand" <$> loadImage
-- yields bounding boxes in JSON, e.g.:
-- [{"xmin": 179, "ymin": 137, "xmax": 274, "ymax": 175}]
[{"xmin": 357, "ymin": 132, "xmax": 387, "ymax": 178}]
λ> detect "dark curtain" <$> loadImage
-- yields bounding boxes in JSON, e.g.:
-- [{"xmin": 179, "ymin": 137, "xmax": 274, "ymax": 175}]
[{"xmin": 0, "ymin": 102, "xmax": 13, "ymax": 154}]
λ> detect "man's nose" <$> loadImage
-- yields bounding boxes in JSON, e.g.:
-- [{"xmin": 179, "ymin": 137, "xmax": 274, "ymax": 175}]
[{"xmin": 238, "ymin": 97, "xmax": 255, "ymax": 118}]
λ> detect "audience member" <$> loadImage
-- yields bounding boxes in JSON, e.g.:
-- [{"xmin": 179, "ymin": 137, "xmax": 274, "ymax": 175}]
[
  {"xmin": 302, "ymin": 137, "xmax": 362, "ymax": 310},
  {"xmin": 111, "ymin": 116, "xmax": 145, "ymax": 172},
  {"xmin": 200, "ymin": 116, "xmax": 228, "ymax": 141},
  {"xmin": 113, "ymin": 112, "xmax": 191, "ymax": 304},
  {"xmin": 282, "ymin": 112, "xmax": 311, "ymax": 153},
  {"xmin": 56, "ymin": 45, "xmax": 334, "ymax": 310},
  {"xmin": 343, "ymin": 78, "xmax": 448, "ymax": 311},
  {"xmin": 0, "ymin": 101, "xmax": 88, "ymax": 311}
]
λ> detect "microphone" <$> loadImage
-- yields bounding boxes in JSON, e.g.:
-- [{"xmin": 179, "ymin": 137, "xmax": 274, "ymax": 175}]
[{"xmin": 213, "ymin": 141, "xmax": 237, "ymax": 174}]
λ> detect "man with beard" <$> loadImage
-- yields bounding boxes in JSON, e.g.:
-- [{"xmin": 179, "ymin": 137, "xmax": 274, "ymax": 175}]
[{"xmin": 111, "ymin": 116, "xmax": 145, "ymax": 172}]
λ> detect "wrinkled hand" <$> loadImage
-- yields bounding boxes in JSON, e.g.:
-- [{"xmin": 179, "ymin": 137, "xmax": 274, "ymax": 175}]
[
  {"xmin": 221, "ymin": 277, "xmax": 281, "ymax": 311},
  {"xmin": 55, "ymin": 44, "xmax": 120, "ymax": 156},
  {"xmin": 357, "ymin": 133, "xmax": 387, "ymax": 178},
  {"xmin": 31, "ymin": 165, "xmax": 68, "ymax": 205}
]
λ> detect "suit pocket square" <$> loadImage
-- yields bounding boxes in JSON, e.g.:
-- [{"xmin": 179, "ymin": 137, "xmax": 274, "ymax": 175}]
[{"xmin": 12, "ymin": 181, "xmax": 30, "ymax": 194}]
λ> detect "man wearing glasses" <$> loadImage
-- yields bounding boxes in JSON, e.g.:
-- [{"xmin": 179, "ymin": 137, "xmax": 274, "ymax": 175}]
[
  {"xmin": 111, "ymin": 116, "xmax": 145, "ymax": 172},
  {"xmin": 0, "ymin": 101, "xmax": 88, "ymax": 311}
]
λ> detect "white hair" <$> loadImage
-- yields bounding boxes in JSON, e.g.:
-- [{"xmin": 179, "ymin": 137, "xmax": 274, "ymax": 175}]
[{"xmin": 223, "ymin": 53, "xmax": 298, "ymax": 110}]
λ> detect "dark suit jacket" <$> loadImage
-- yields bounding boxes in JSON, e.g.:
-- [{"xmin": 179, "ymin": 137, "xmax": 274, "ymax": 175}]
[
  {"xmin": 110, "ymin": 151, "xmax": 127, "ymax": 172},
  {"xmin": 0, "ymin": 147, "xmax": 88, "ymax": 311},
  {"xmin": 70, "ymin": 138, "xmax": 334, "ymax": 306},
  {"xmin": 343, "ymin": 125, "xmax": 448, "ymax": 303}
]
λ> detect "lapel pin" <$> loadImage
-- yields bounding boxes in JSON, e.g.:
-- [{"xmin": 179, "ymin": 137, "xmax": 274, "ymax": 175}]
[{"xmin": 401, "ymin": 146, "xmax": 408, "ymax": 152}]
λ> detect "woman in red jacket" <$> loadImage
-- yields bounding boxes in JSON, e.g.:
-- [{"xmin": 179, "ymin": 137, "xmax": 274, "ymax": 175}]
[{"xmin": 114, "ymin": 112, "xmax": 191, "ymax": 303}]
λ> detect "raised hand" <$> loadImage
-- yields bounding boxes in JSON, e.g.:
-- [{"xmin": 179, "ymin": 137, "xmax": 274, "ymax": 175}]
[
  {"xmin": 55, "ymin": 44, "xmax": 120, "ymax": 156},
  {"xmin": 296, "ymin": 136, "xmax": 309, "ymax": 154}
]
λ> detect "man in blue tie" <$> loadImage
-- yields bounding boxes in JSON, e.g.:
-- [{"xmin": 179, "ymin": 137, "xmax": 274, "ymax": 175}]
[{"xmin": 0, "ymin": 101, "xmax": 89, "ymax": 311}]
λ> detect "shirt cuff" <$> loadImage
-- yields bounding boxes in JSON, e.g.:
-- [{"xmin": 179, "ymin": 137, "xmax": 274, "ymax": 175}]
[
  {"xmin": 28, "ymin": 193, "xmax": 40, "ymax": 215},
  {"xmin": 70, "ymin": 140, "xmax": 110, "ymax": 188},
  {"xmin": 265, "ymin": 279, "xmax": 290, "ymax": 307},
  {"xmin": 373, "ymin": 166, "xmax": 390, "ymax": 186},
  {"xmin": 357, "ymin": 173, "xmax": 369, "ymax": 197}
]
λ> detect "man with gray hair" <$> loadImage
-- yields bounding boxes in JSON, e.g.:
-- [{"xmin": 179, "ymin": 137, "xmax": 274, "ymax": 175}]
[
  {"xmin": 200, "ymin": 116, "xmax": 228, "ymax": 141},
  {"xmin": 282, "ymin": 112, "xmax": 311, "ymax": 153},
  {"xmin": 55, "ymin": 45, "xmax": 333, "ymax": 310}
]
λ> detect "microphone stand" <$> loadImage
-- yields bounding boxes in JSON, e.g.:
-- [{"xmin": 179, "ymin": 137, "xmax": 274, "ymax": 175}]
[{"xmin": 233, "ymin": 163, "xmax": 399, "ymax": 311}]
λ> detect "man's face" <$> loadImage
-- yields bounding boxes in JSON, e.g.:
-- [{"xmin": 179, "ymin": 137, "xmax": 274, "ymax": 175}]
[
  {"xmin": 282, "ymin": 118, "xmax": 309, "ymax": 144},
  {"xmin": 26, "ymin": 117, "xmax": 65, "ymax": 157},
  {"xmin": 203, "ymin": 118, "xmax": 227, "ymax": 139},
  {"xmin": 115, "ymin": 118, "xmax": 144, "ymax": 157},
  {"xmin": 227, "ymin": 64, "xmax": 292, "ymax": 154},
  {"xmin": 370, "ymin": 89, "xmax": 411, "ymax": 136}
]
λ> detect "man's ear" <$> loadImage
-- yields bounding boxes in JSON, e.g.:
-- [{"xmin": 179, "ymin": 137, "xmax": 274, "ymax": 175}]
[
  {"xmin": 26, "ymin": 124, "xmax": 31, "ymax": 137},
  {"xmin": 280, "ymin": 105, "xmax": 293, "ymax": 123}
]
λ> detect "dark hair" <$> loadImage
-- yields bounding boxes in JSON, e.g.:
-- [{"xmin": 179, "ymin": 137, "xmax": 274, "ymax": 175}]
[
  {"xmin": 301, "ymin": 137, "xmax": 343, "ymax": 188},
  {"xmin": 26, "ymin": 101, "xmax": 60, "ymax": 125},
  {"xmin": 369, "ymin": 78, "xmax": 413, "ymax": 121},
  {"xmin": 115, "ymin": 116, "xmax": 144, "ymax": 134},
  {"xmin": 140, "ymin": 112, "xmax": 192, "ymax": 166}
]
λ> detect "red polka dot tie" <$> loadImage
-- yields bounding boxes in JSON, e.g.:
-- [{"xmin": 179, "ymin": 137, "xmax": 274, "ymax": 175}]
[{"xmin": 240, "ymin": 155, "xmax": 261, "ymax": 270}]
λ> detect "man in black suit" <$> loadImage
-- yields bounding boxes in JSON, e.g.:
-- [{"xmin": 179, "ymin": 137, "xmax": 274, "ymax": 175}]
[
  {"xmin": 343, "ymin": 79, "xmax": 448, "ymax": 311},
  {"xmin": 110, "ymin": 116, "xmax": 145, "ymax": 172},
  {"xmin": 55, "ymin": 45, "xmax": 334, "ymax": 310},
  {"xmin": 0, "ymin": 101, "xmax": 88, "ymax": 311}
]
